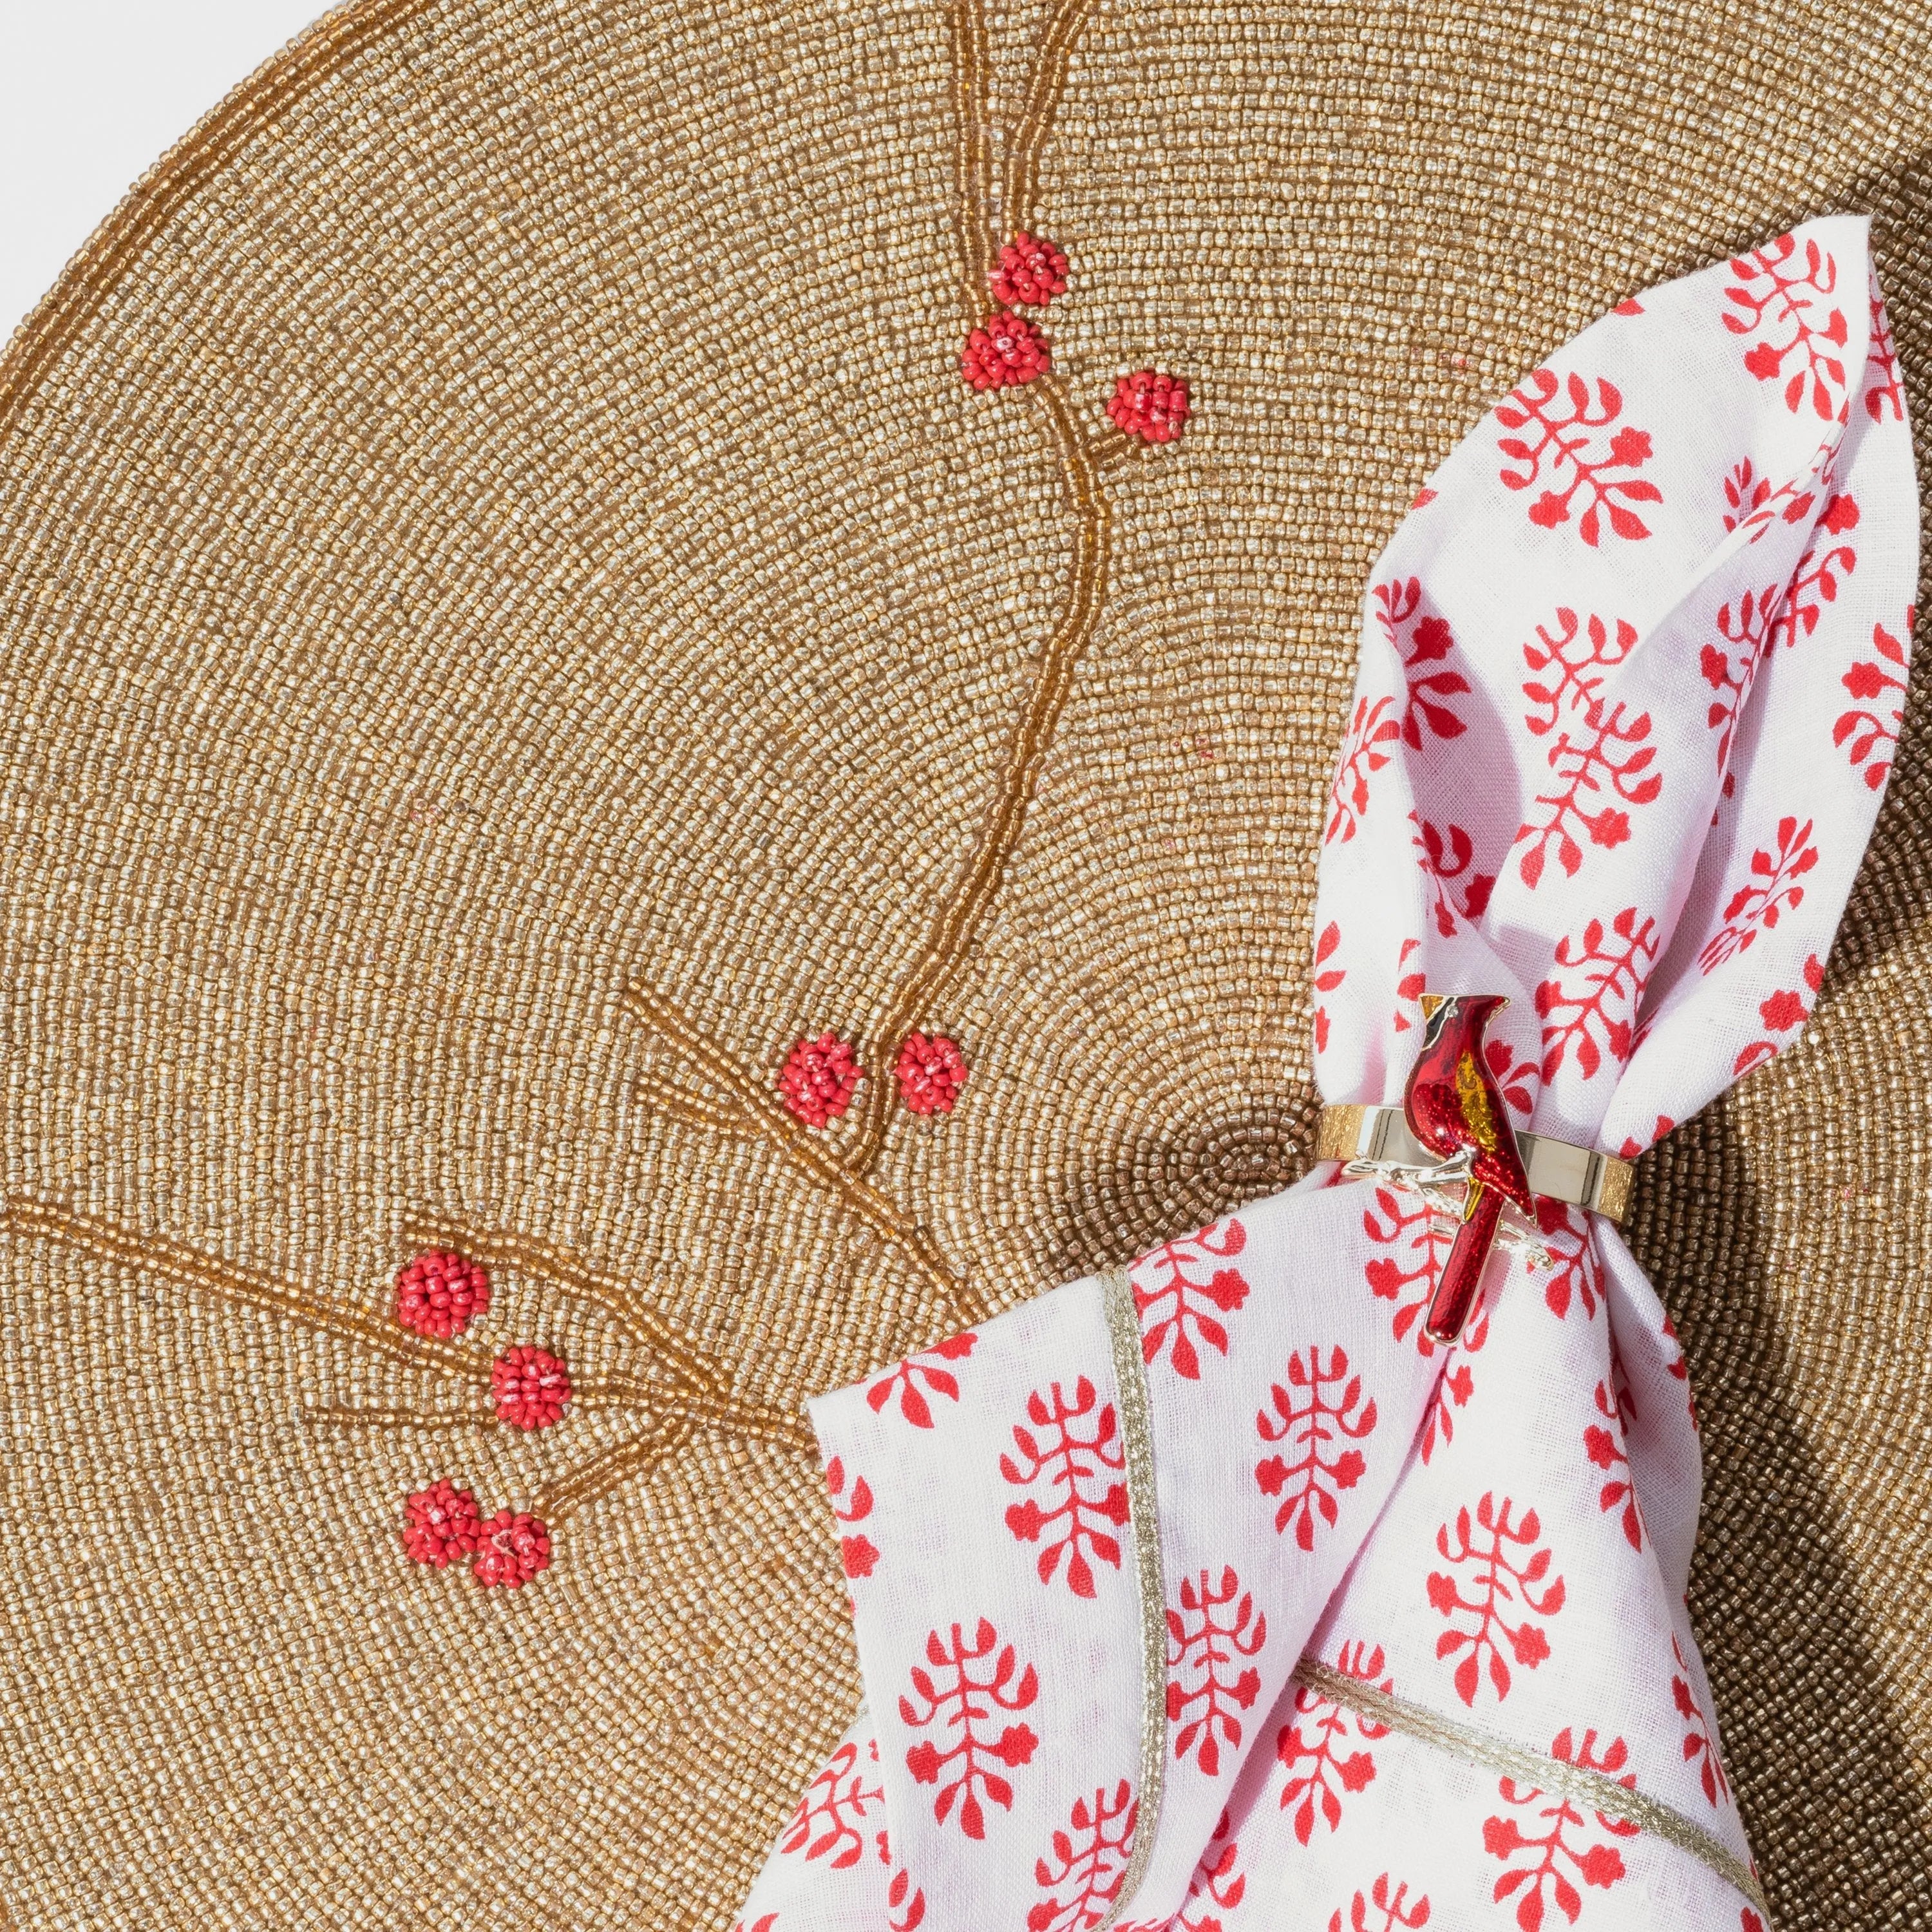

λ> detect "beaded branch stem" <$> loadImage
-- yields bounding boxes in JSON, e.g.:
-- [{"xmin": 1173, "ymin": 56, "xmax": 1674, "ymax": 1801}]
[
  {"xmin": 618, "ymin": 984, "xmax": 968, "ymax": 1314},
  {"xmin": 0, "ymin": 1195, "xmax": 814, "ymax": 1539},
  {"xmin": 622, "ymin": 0, "xmax": 1169, "ymax": 1323},
  {"xmin": 0, "ymin": 0, "xmax": 1182, "ymax": 1578}
]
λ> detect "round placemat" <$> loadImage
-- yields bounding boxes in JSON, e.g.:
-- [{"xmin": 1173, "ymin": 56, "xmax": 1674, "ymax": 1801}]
[{"xmin": 0, "ymin": 0, "xmax": 1924, "ymax": 1925}]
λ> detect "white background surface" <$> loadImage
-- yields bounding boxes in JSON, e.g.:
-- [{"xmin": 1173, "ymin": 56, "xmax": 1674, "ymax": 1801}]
[{"xmin": 0, "ymin": 1, "xmax": 328, "ymax": 342}]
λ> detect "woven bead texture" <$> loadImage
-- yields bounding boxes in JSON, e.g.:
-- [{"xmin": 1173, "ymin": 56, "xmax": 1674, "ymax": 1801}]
[{"xmin": 0, "ymin": 0, "xmax": 1925, "ymax": 1926}]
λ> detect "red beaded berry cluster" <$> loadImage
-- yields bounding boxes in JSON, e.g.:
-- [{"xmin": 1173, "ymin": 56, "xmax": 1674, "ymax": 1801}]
[
  {"xmin": 777, "ymin": 1032, "xmax": 864, "ymax": 1127},
  {"xmin": 472, "ymin": 1509, "xmax": 553, "ymax": 1589},
  {"xmin": 961, "ymin": 312, "xmax": 1052, "ymax": 390},
  {"xmin": 776, "ymin": 1031, "xmax": 971, "ymax": 1126},
  {"xmin": 401, "ymin": 1477, "xmax": 481, "ymax": 1567},
  {"xmin": 894, "ymin": 1031, "xmax": 969, "ymax": 1116},
  {"xmin": 958, "ymin": 232, "xmax": 1189, "ymax": 447},
  {"xmin": 392, "ymin": 1249, "xmax": 560, "ymax": 1586},
  {"xmin": 402, "ymin": 1482, "xmax": 552, "ymax": 1588},
  {"xmin": 394, "ymin": 1247, "xmax": 490, "ymax": 1338},
  {"xmin": 990, "ymin": 231, "xmax": 1069, "ymax": 307},
  {"xmin": 1108, "ymin": 368, "xmax": 1191, "ymax": 444},
  {"xmin": 492, "ymin": 1344, "xmax": 573, "ymax": 1430}
]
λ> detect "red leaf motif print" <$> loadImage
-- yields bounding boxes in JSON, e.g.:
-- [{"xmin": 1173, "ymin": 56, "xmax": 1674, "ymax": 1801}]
[
  {"xmin": 1513, "ymin": 701, "xmax": 1660, "ymax": 889},
  {"xmin": 825, "ymin": 1455, "xmax": 880, "ymax": 1580},
  {"xmin": 1255, "ymin": 1347, "xmax": 1378, "ymax": 1549},
  {"xmin": 1697, "ymin": 817, "xmax": 1818, "ymax": 973},
  {"xmin": 867, "ymin": 1331, "xmax": 978, "ymax": 1428},
  {"xmin": 1118, "ymin": 1812, "xmax": 1244, "ymax": 1932},
  {"xmin": 1390, "ymin": 935, "xmax": 1427, "ymax": 1036},
  {"xmin": 1867, "ymin": 291, "xmax": 1906, "ymax": 422},
  {"xmin": 1372, "ymin": 576, "xmax": 1472, "ymax": 747},
  {"xmin": 1533, "ymin": 1201, "xmax": 1600, "ymax": 1322},
  {"xmin": 1314, "ymin": 922, "xmax": 1347, "ymax": 992},
  {"xmin": 1418, "ymin": 1357, "xmax": 1480, "ymax": 1466},
  {"xmin": 1027, "ymin": 1783, "xmax": 1137, "ymax": 1932},
  {"xmin": 1535, "ymin": 908, "xmax": 1659, "ymax": 1082},
  {"xmin": 1582, "ymin": 1376, "xmax": 1644, "ymax": 1553},
  {"xmin": 1328, "ymin": 1875, "xmax": 1433, "ymax": 1932},
  {"xmin": 1724, "ymin": 234, "xmax": 1850, "ymax": 419},
  {"xmin": 1671, "ymin": 1633, "xmax": 1730, "ymax": 1808},
  {"xmin": 1313, "ymin": 921, "xmax": 1345, "ymax": 1056},
  {"xmin": 1327, "ymin": 696, "xmax": 1401, "ymax": 844},
  {"xmin": 1522, "ymin": 609, "xmax": 1638, "ymax": 737},
  {"xmin": 780, "ymin": 1736, "xmax": 887, "ymax": 1869},
  {"xmin": 1363, "ymin": 1187, "xmax": 1452, "ymax": 1350},
  {"xmin": 1414, "ymin": 815, "xmax": 1495, "ymax": 936},
  {"xmin": 887, "ymin": 1868, "xmax": 927, "ymax": 1932},
  {"xmin": 1616, "ymin": 1113, "xmax": 1675, "ymax": 1160},
  {"xmin": 1494, "ymin": 368, "xmax": 1662, "ymax": 545},
  {"xmin": 1835, "ymin": 615, "xmax": 1909, "ymax": 791},
  {"xmin": 1314, "ymin": 923, "xmax": 1346, "ymax": 991},
  {"xmin": 1700, "ymin": 583, "xmax": 1782, "ymax": 774},
  {"xmin": 899, "ymin": 1619, "xmax": 1040, "ymax": 1839},
  {"xmin": 1176, "ymin": 1811, "xmax": 1245, "ymax": 1932},
  {"xmin": 1428, "ymin": 1494, "xmax": 1566, "ymax": 1707},
  {"xmin": 1485, "ymin": 1036, "xmax": 1538, "ymax": 1121},
  {"xmin": 1131, "ymin": 1216, "xmax": 1251, "ymax": 1381},
  {"xmin": 1818, "ymin": 489, "xmax": 1861, "ymax": 535},
  {"xmin": 1277, "ymin": 1642, "xmax": 1391, "ymax": 1845},
  {"xmin": 1483, "ymin": 1729, "xmax": 1637, "ymax": 1928},
  {"xmin": 1513, "ymin": 606, "xmax": 1654, "ymax": 888},
  {"xmin": 1732, "ymin": 952, "xmax": 1824, "ymax": 1077},
  {"xmin": 1000, "ymin": 1378, "xmax": 1129, "ymax": 1598},
  {"xmin": 1766, "ymin": 503, "xmax": 1858, "ymax": 654},
  {"xmin": 735, "ymin": 1917, "xmax": 778, "ymax": 1932},
  {"xmin": 1721, "ymin": 453, "xmax": 1826, "ymax": 544},
  {"xmin": 1166, "ymin": 1566, "xmax": 1267, "ymax": 1776}
]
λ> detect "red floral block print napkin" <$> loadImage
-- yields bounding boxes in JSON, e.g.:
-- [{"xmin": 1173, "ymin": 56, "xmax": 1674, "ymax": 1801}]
[{"xmin": 738, "ymin": 216, "xmax": 1916, "ymax": 1932}]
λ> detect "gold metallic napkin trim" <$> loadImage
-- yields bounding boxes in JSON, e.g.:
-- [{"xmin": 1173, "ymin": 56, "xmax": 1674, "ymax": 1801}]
[
  {"xmin": 1292, "ymin": 1658, "xmax": 1768, "ymax": 1914},
  {"xmin": 1099, "ymin": 1267, "xmax": 1167, "ymax": 1929}
]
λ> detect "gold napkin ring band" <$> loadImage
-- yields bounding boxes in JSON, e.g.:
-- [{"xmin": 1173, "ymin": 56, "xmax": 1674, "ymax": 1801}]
[{"xmin": 1316, "ymin": 1103, "xmax": 1633, "ymax": 1224}]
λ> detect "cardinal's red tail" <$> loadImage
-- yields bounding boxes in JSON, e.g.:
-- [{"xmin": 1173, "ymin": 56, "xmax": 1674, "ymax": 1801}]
[{"xmin": 1425, "ymin": 1183, "xmax": 1504, "ymax": 1342}]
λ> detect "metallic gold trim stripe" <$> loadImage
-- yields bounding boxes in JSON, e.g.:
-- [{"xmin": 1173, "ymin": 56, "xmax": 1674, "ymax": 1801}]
[
  {"xmin": 1099, "ymin": 1267, "xmax": 1166, "ymax": 1930},
  {"xmin": 1293, "ymin": 1658, "xmax": 1768, "ymax": 1915},
  {"xmin": 1316, "ymin": 1103, "xmax": 1634, "ymax": 1224}
]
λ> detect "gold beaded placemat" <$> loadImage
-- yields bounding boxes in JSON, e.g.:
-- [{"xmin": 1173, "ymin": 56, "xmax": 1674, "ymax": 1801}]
[{"xmin": 0, "ymin": 0, "xmax": 1925, "ymax": 1926}]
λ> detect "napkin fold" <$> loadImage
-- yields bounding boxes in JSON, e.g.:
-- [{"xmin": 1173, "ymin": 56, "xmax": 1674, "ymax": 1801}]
[{"xmin": 739, "ymin": 215, "xmax": 1916, "ymax": 1932}]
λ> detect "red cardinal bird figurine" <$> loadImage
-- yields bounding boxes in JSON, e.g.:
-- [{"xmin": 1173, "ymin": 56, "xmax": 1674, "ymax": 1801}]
[{"xmin": 1402, "ymin": 993, "xmax": 1535, "ymax": 1343}]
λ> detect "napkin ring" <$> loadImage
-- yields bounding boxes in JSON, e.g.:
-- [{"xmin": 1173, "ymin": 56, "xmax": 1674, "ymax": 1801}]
[{"xmin": 1315, "ymin": 1103, "xmax": 1633, "ymax": 1224}]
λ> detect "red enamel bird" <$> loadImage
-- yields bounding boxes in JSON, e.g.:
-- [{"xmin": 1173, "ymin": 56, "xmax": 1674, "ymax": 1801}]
[{"xmin": 1402, "ymin": 993, "xmax": 1535, "ymax": 1342}]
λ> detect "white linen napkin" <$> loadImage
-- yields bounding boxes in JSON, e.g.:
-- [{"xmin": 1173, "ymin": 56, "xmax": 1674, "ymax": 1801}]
[{"xmin": 737, "ymin": 214, "xmax": 1916, "ymax": 1932}]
